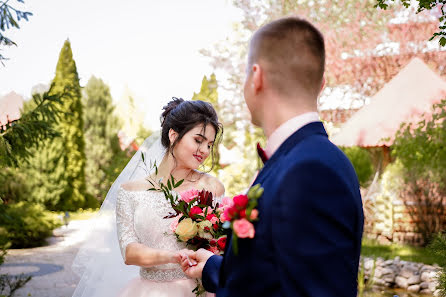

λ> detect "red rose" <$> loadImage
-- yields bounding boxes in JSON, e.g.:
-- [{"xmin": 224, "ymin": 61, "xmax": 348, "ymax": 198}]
[
  {"xmin": 239, "ymin": 209, "xmax": 246, "ymax": 218},
  {"xmin": 233, "ymin": 194, "xmax": 249, "ymax": 210},
  {"xmin": 224, "ymin": 206, "xmax": 238, "ymax": 220},
  {"xmin": 210, "ymin": 239, "xmax": 217, "ymax": 245},
  {"xmin": 217, "ymin": 236, "xmax": 227, "ymax": 250},
  {"xmin": 189, "ymin": 206, "xmax": 203, "ymax": 219}
]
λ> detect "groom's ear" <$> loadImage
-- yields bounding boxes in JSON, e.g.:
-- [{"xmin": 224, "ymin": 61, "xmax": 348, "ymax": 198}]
[
  {"xmin": 252, "ymin": 63, "xmax": 263, "ymax": 94},
  {"xmin": 319, "ymin": 76, "xmax": 326, "ymax": 94},
  {"xmin": 168, "ymin": 128, "xmax": 179, "ymax": 145}
]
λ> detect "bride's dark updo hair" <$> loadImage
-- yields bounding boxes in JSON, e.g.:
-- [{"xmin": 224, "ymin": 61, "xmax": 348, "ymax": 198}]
[{"xmin": 160, "ymin": 97, "xmax": 223, "ymax": 171}]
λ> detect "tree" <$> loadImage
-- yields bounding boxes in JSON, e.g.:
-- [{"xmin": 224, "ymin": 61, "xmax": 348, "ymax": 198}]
[
  {"xmin": 202, "ymin": 0, "xmax": 390, "ymax": 192},
  {"xmin": 0, "ymin": 86, "xmax": 62, "ymax": 167},
  {"xmin": 22, "ymin": 40, "xmax": 87, "ymax": 210},
  {"xmin": 376, "ymin": 0, "xmax": 446, "ymax": 46},
  {"xmin": 50, "ymin": 39, "xmax": 87, "ymax": 210},
  {"xmin": 83, "ymin": 76, "xmax": 118, "ymax": 202},
  {"xmin": 0, "ymin": 0, "xmax": 32, "ymax": 64},
  {"xmin": 192, "ymin": 74, "xmax": 223, "ymax": 175},
  {"xmin": 392, "ymin": 99, "xmax": 446, "ymax": 245}
]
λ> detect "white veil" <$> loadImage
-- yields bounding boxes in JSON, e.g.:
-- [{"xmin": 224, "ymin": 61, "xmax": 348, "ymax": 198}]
[{"xmin": 71, "ymin": 134, "xmax": 166, "ymax": 297}]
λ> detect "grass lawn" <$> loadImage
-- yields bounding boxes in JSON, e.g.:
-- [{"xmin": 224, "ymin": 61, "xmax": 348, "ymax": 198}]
[{"xmin": 361, "ymin": 238, "xmax": 445, "ymax": 266}]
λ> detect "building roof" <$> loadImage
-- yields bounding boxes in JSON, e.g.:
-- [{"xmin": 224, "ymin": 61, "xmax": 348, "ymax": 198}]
[
  {"xmin": 331, "ymin": 58, "xmax": 446, "ymax": 147},
  {"xmin": 0, "ymin": 92, "xmax": 24, "ymax": 127}
]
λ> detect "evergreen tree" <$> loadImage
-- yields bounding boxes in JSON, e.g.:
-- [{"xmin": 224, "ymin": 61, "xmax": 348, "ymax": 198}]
[
  {"xmin": 21, "ymin": 40, "xmax": 86, "ymax": 210},
  {"xmin": 49, "ymin": 39, "xmax": 86, "ymax": 210},
  {"xmin": 192, "ymin": 74, "xmax": 222, "ymax": 175},
  {"xmin": 83, "ymin": 76, "xmax": 117, "ymax": 202}
]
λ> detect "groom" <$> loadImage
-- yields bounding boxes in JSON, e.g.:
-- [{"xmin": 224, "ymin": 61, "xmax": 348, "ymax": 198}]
[{"xmin": 182, "ymin": 16, "xmax": 364, "ymax": 297}]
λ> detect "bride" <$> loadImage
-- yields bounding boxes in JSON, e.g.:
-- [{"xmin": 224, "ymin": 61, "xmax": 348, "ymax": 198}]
[{"xmin": 72, "ymin": 98, "xmax": 224, "ymax": 297}]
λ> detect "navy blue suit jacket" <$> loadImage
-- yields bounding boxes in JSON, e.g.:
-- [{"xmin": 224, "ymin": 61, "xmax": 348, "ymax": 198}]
[{"xmin": 202, "ymin": 122, "xmax": 364, "ymax": 297}]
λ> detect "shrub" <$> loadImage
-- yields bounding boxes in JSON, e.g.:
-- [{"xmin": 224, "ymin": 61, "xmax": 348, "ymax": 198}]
[
  {"xmin": 341, "ymin": 146, "xmax": 374, "ymax": 187},
  {"xmin": 428, "ymin": 233, "xmax": 446, "ymax": 297},
  {"xmin": 0, "ymin": 202, "xmax": 62, "ymax": 248},
  {"xmin": 392, "ymin": 99, "xmax": 446, "ymax": 245},
  {"xmin": 0, "ymin": 168, "xmax": 31, "ymax": 205}
]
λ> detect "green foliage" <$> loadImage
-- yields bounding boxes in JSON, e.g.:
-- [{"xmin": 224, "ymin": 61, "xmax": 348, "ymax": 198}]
[
  {"xmin": 358, "ymin": 257, "xmax": 375, "ymax": 295},
  {"xmin": 375, "ymin": 0, "xmax": 446, "ymax": 46},
  {"xmin": 361, "ymin": 238, "xmax": 443, "ymax": 265},
  {"xmin": 0, "ymin": 167, "xmax": 30, "ymax": 205},
  {"xmin": 0, "ymin": 85, "xmax": 62, "ymax": 167},
  {"xmin": 192, "ymin": 74, "xmax": 222, "ymax": 175},
  {"xmin": 21, "ymin": 40, "xmax": 87, "ymax": 210},
  {"xmin": 428, "ymin": 233, "xmax": 446, "ymax": 296},
  {"xmin": 103, "ymin": 136, "xmax": 132, "ymax": 200},
  {"xmin": 50, "ymin": 40, "xmax": 87, "ymax": 210},
  {"xmin": 0, "ymin": 0, "xmax": 32, "ymax": 63},
  {"xmin": 392, "ymin": 99, "xmax": 446, "ymax": 244},
  {"xmin": 135, "ymin": 125, "xmax": 153, "ymax": 147},
  {"xmin": 0, "ymin": 202, "xmax": 62, "ymax": 248},
  {"xmin": 83, "ymin": 76, "xmax": 119, "ymax": 203},
  {"xmin": 341, "ymin": 146, "xmax": 374, "ymax": 187}
]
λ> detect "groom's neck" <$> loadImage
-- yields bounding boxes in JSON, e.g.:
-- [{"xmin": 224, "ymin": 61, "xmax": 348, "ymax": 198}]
[{"xmin": 261, "ymin": 95, "xmax": 317, "ymax": 139}]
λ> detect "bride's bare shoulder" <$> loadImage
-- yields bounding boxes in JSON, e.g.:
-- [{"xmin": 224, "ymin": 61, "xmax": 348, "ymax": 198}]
[
  {"xmin": 120, "ymin": 179, "xmax": 150, "ymax": 191},
  {"xmin": 199, "ymin": 172, "xmax": 225, "ymax": 197}
]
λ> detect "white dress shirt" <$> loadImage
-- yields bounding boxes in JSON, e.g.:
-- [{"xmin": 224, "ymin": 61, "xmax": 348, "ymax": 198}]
[{"xmin": 265, "ymin": 112, "xmax": 320, "ymax": 158}]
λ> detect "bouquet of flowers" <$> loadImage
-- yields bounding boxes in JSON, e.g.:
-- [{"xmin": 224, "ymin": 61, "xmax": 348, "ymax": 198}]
[{"xmin": 148, "ymin": 173, "xmax": 231, "ymax": 255}]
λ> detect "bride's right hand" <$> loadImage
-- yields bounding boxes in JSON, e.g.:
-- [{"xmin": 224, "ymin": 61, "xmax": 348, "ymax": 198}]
[{"xmin": 173, "ymin": 249, "xmax": 197, "ymax": 265}]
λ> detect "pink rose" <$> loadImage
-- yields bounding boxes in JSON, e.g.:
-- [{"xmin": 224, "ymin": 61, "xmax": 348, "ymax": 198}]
[
  {"xmin": 233, "ymin": 194, "xmax": 249, "ymax": 210},
  {"xmin": 180, "ymin": 189, "xmax": 199, "ymax": 203},
  {"xmin": 220, "ymin": 211, "xmax": 230, "ymax": 222},
  {"xmin": 250, "ymin": 209, "xmax": 259, "ymax": 220},
  {"xmin": 206, "ymin": 214, "xmax": 219, "ymax": 224},
  {"xmin": 170, "ymin": 215, "xmax": 181, "ymax": 232},
  {"xmin": 221, "ymin": 197, "xmax": 234, "ymax": 208},
  {"xmin": 233, "ymin": 219, "xmax": 255, "ymax": 239}
]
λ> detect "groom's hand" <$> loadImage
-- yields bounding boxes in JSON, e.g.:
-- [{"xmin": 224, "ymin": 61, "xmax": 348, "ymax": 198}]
[{"xmin": 181, "ymin": 248, "xmax": 214, "ymax": 279}]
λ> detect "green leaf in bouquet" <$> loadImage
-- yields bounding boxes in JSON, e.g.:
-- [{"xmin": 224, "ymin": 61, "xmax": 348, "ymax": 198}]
[
  {"xmin": 195, "ymin": 215, "xmax": 205, "ymax": 221},
  {"xmin": 170, "ymin": 175, "xmax": 176, "ymax": 188},
  {"xmin": 174, "ymin": 179, "xmax": 184, "ymax": 188},
  {"xmin": 167, "ymin": 179, "xmax": 172, "ymax": 191}
]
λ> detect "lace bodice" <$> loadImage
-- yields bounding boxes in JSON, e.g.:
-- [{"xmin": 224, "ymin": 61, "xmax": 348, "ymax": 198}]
[{"xmin": 116, "ymin": 187, "xmax": 188, "ymax": 281}]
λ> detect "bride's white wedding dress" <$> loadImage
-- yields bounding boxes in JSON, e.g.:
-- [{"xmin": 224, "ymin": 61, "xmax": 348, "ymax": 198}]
[{"xmin": 116, "ymin": 187, "xmax": 205, "ymax": 297}]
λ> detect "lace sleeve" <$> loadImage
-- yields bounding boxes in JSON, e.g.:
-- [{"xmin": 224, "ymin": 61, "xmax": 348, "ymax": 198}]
[{"xmin": 116, "ymin": 188, "xmax": 139, "ymax": 261}]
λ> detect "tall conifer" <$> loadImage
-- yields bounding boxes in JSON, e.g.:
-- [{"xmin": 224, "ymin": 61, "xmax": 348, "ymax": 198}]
[
  {"xmin": 50, "ymin": 40, "xmax": 86, "ymax": 210},
  {"xmin": 83, "ymin": 76, "xmax": 117, "ymax": 201}
]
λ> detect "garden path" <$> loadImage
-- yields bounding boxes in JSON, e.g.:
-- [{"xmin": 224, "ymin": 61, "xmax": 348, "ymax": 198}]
[{"xmin": 0, "ymin": 220, "xmax": 92, "ymax": 297}]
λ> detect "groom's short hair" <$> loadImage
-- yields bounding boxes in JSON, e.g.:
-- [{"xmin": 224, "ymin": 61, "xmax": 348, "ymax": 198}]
[{"xmin": 248, "ymin": 16, "xmax": 325, "ymax": 99}]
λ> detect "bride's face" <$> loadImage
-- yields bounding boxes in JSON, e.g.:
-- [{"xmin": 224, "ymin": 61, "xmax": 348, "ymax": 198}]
[{"xmin": 171, "ymin": 123, "xmax": 216, "ymax": 170}]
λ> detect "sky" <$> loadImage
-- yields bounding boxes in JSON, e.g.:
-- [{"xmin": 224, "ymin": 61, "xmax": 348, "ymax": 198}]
[{"xmin": 0, "ymin": 0, "xmax": 242, "ymax": 129}]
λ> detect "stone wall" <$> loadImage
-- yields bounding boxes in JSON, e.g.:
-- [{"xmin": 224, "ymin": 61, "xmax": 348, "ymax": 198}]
[
  {"xmin": 361, "ymin": 256, "xmax": 441, "ymax": 295},
  {"xmin": 362, "ymin": 164, "xmax": 446, "ymax": 246}
]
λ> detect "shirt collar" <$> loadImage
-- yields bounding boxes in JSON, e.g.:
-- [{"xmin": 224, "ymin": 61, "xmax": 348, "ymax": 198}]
[{"xmin": 265, "ymin": 112, "xmax": 320, "ymax": 158}]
